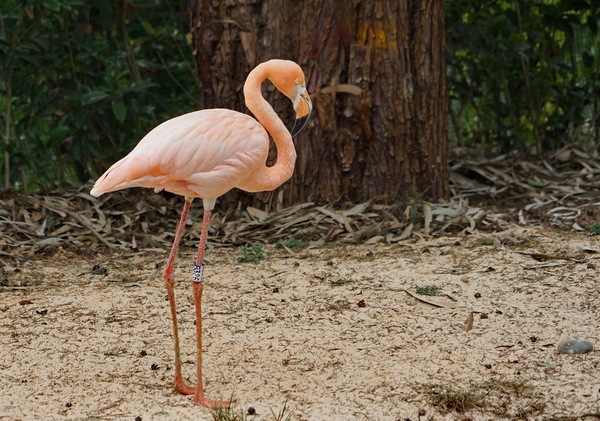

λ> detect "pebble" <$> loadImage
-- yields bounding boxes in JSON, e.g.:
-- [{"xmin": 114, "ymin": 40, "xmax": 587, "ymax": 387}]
[{"xmin": 557, "ymin": 339, "xmax": 594, "ymax": 355}]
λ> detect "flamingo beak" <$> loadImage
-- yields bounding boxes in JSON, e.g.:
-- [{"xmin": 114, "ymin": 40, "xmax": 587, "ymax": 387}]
[{"xmin": 291, "ymin": 92, "xmax": 312, "ymax": 138}]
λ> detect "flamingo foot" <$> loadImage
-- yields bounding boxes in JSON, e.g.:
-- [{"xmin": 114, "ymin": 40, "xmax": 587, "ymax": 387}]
[
  {"xmin": 174, "ymin": 378, "xmax": 195, "ymax": 396},
  {"xmin": 174, "ymin": 378, "xmax": 230, "ymax": 408},
  {"xmin": 194, "ymin": 396, "xmax": 230, "ymax": 408}
]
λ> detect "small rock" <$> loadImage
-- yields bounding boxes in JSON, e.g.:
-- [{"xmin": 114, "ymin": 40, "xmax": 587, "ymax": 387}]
[
  {"xmin": 557, "ymin": 339, "xmax": 594, "ymax": 355},
  {"xmin": 91, "ymin": 264, "xmax": 108, "ymax": 275}
]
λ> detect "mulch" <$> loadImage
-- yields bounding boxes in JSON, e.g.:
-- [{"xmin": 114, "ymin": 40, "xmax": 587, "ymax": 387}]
[{"xmin": 1, "ymin": 145, "xmax": 598, "ymax": 261}]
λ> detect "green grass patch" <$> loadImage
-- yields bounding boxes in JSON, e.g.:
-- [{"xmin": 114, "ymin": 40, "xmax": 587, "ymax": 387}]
[
  {"xmin": 429, "ymin": 387, "xmax": 482, "ymax": 413},
  {"xmin": 211, "ymin": 399, "xmax": 294, "ymax": 421},
  {"xmin": 428, "ymin": 377, "xmax": 543, "ymax": 417},
  {"xmin": 415, "ymin": 284, "xmax": 441, "ymax": 296},
  {"xmin": 275, "ymin": 237, "xmax": 303, "ymax": 250},
  {"xmin": 237, "ymin": 244, "xmax": 266, "ymax": 263}
]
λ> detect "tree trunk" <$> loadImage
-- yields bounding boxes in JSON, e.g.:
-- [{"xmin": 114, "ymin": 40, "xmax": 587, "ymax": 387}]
[{"xmin": 191, "ymin": 0, "xmax": 448, "ymax": 209}]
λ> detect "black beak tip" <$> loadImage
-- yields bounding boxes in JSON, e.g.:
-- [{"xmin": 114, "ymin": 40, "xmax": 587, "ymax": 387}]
[{"xmin": 291, "ymin": 113, "xmax": 311, "ymax": 138}]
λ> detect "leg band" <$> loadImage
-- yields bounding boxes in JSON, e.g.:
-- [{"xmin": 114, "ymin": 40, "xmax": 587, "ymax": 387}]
[{"xmin": 192, "ymin": 263, "xmax": 204, "ymax": 283}]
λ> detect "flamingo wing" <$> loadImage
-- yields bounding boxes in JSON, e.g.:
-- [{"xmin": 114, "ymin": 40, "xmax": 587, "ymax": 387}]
[{"xmin": 90, "ymin": 109, "xmax": 269, "ymax": 201}]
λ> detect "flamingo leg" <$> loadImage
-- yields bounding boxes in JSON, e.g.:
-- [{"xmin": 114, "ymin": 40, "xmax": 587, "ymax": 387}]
[
  {"xmin": 163, "ymin": 198, "xmax": 195, "ymax": 395},
  {"xmin": 191, "ymin": 209, "xmax": 228, "ymax": 407}
]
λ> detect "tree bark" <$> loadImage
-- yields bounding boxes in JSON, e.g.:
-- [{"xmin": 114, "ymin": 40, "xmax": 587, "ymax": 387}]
[{"xmin": 191, "ymin": 0, "xmax": 448, "ymax": 209}]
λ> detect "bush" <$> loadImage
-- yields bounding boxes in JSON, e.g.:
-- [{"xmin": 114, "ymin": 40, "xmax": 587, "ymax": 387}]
[
  {"xmin": 2, "ymin": 1, "xmax": 599, "ymax": 192},
  {"xmin": 0, "ymin": 0, "xmax": 199, "ymax": 191},
  {"xmin": 446, "ymin": 0, "xmax": 600, "ymax": 153}
]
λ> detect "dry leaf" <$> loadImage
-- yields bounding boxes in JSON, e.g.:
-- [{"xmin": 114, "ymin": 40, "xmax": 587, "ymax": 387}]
[
  {"xmin": 402, "ymin": 289, "xmax": 456, "ymax": 309},
  {"xmin": 1, "ymin": 141, "xmax": 598, "ymax": 255},
  {"xmin": 464, "ymin": 312, "xmax": 474, "ymax": 331}
]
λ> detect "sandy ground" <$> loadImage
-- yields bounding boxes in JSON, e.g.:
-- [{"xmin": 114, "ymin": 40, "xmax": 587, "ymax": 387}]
[{"xmin": 1, "ymin": 227, "xmax": 599, "ymax": 420}]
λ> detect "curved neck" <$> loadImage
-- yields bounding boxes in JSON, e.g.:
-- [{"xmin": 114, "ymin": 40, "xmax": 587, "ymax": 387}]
[{"xmin": 243, "ymin": 63, "xmax": 296, "ymax": 191}]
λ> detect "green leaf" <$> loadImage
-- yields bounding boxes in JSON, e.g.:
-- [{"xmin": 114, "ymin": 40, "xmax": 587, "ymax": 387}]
[
  {"xmin": 112, "ymin": 99, "xmax": 127, "ymax": 123},
  {"xmin": 43, "ymin": 0, "xmax": 61, "ymax": 12},
  {"xmin": 527, "ymin": 178, "xmax": 549, "ymax": 188},
  {"xmin": 141, "ymin": 20, "xmax": 155, "ymax": 35},
  {"xmin": 81, "ymin": 90, "xmax": 110, "ymax": 106}
]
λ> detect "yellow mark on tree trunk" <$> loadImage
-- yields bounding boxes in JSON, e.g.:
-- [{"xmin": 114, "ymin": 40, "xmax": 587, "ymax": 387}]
[{"xmin": 355, "ymin": 20, "xmax": 398, "ymax": 50}]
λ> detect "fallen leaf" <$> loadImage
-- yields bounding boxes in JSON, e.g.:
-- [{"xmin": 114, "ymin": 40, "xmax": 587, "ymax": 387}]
[{"xmin": 464, "ymin": 312, "xmax": 474, "ymax": 331}]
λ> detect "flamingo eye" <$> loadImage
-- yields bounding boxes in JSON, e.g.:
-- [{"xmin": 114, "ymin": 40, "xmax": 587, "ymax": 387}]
[{"xmin": 295, "ymin": 79, "xmax": 301, "ymax": 86}]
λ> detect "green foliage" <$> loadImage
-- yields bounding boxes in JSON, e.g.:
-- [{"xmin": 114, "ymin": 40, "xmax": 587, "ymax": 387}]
[
  {"xmin": 275, "ymin": 236, "xmax": 303, "ymax": 250},
  {"xmin": 429, "ymin": 387, "xmax": 482, "ymax": 413},
  {"xmin": 0, "ymin": 0, "xmax": 199, "ymax": 191},
  {"xmin": 446, "ymin": 0, "xmax": 600, "ymax": 152},
  {"xmin": 415, "ymin": 284, "xmax": 440, "ymax": 296},
  {"xmin": 211, "ymin": 400, "xmax": 294, "ymax": 421},
  {"xmin": 2, "ymin": 1, "xmax": 599, "ymax": 192},
  {"xmin": 590, "ymin": 222, "xmax": 600, "ymax": 235},
  {"xmin": 236, "ymin": 243, "xmax": 266, "ymax": 263},
  {"xmin": 211, "ymin": 405, "xmax": 246, "ymax": 421}
]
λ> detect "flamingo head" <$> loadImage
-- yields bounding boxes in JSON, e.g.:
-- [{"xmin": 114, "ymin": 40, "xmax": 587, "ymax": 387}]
[{"xmin": 267, "ymin": 60, "xmax": 313, "ymax": 137}]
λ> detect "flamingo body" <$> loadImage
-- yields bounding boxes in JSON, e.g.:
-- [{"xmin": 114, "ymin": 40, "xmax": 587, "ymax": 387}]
[
  {"xmin": 89, "ymin": 59, "xmax": 312, "ymax": 408},
  {"xmin": 90, "ymin": 109, "xmax": 269, "ymax": 207}
]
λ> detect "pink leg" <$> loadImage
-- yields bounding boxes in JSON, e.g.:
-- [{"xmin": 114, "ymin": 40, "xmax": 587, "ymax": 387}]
[
  {"xmin": 191, "ymin": 209, "xmax": 228, "ymax": 407},
  {"xmin": 163, "ymin": 199, "xmax": 195, "ymax": 395}
]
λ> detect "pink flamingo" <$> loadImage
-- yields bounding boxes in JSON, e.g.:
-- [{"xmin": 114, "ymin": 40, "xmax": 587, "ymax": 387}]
[{"xmin": 90, "ymin": 59, "xmax": 312, "ymax": 407}]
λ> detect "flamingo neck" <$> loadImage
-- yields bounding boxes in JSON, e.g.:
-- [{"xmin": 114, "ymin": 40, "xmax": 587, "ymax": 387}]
[{"xmin": 243, "ymin": 63, "xmax": 296, "ymax": 191}]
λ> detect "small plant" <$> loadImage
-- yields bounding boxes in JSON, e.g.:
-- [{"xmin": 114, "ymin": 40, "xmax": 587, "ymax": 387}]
[
  {"xmin": 237, "ymin": 244, "xmax": 266, "ymax": 263},
  {"xmin": 276, "ymin": 237, "xmax": 303, "ymax": 250},
  {"xmin": 481, "ymin": 378, "xmax": 532, "ymax": 397},
  {"xmin": 415, "ymin": 284, "xmax": 440, "ymax": 296},
  {"xmin": 590, "ymin": 222, "xmax": 600, "ymax": 235},
  {"xmin": 210, "ymin": 391, "xmax": 244, "ymax": 421},
  {"xmin": 211, "ymin": 399, "xmax": 295, "ymax": 421},
  {"xmin": 212, "ymin": 403, "xmax": 248, "ymax": 421},
  {"xmin": 211, "ymin": 403, "xmax": 246, "ymax": 421},
  {"xmin": 428, "ymin": 378, "xmax": 540, "ymax": 417},
  {"xmin": 270, "ymin": 400, "xmax": 295, "ymax": 421},
  {"xmin": 429, "ymin": 387, "xmax": 482, "ymax": 413}
]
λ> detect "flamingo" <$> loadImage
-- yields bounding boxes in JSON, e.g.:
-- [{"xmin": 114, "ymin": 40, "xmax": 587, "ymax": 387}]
[{"xmin": 90, "ymin": 59, "xmax": 312, "ymax": 407}]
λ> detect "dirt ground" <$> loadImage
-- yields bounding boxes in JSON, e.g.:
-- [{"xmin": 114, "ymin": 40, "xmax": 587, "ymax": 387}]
[{"xmin": 1, "ymin": 226, "xmax": 599, "ymax": 420}]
